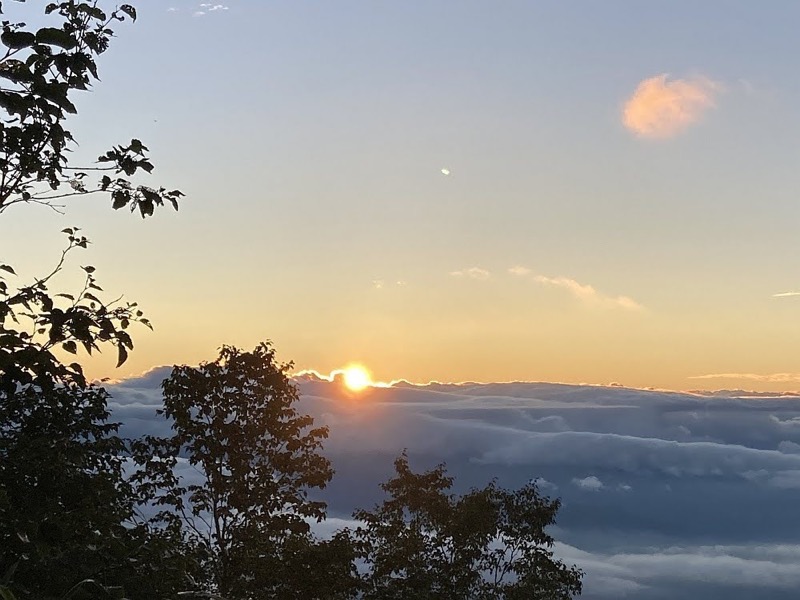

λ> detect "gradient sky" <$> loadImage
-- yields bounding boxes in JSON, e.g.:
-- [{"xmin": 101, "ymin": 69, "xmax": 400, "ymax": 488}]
[{"xmin": 4, "ymin": 0, "xmax": 800, "ymax": 391}]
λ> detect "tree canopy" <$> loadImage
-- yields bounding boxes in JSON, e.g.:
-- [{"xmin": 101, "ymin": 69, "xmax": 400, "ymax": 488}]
[
  {"xmin": 131, "ymin": 343, "xmax": 341, "ymax": 599},
  {"xmin": 0, "ymin": 2, "xmax": 185, "ymax": 598},
  {"xmin": 353, "ymin": 452, "xmax": 583, "ymax": 600}
]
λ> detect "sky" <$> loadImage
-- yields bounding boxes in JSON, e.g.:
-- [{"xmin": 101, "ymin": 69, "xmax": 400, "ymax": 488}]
[{"xmin": 4, "ymin": 1, "xmax": 800, "ymax": 390}]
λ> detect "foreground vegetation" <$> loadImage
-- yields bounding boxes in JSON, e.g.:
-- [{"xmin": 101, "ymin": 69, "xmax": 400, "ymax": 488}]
[{"xmin": 0, "ymin": 2, "xmax": 582, "ymax": 598}]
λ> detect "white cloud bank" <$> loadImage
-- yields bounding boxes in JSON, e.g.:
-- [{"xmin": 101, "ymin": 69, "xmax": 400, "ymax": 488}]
[{"xmin": 107, "ymin": 372, "xmax": 800, "ymax": 600}]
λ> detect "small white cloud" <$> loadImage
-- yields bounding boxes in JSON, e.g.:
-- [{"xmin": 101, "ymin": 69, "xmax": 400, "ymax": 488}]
[
  {"xmin": 534, "ymin": 275, "xmax": 643, "ymax": 311},
  {"xmin": 535, "ymin": 478, "xmax": 558, "ymax": 493},
  {"xmin": 618, "ymin": 483, "xmax": 632, "ymax": 492},
  {"xmin": 372, "ymin": 280, "xmax": 384, "ymax": 290},
  {"xmin": 440, "ymin": 168, "xmax": 451, "ymax": 176},
  {"xmin": 623, "ymin": 74, "xmax": 721, "ymax": 139},
  {"xmin": 773, "ymin": 292, "xmax": 800, "ymax": 298},
  {"xmin": 193, "ymin": 10, "xmax": 205, "ymax": 16},
  {"xmin": 508, "ymin": 265, "xmax": 532, "ymax": 277},
  {"xmin": 573, "ymin": 475, "xmax": 604, "ymax": 491},
  {"xmin": 450, "ymin": 267, "xmax": 490, "ymax": 280},
  {"xmin": 395, "ymin": 280, "xmax": 407, "ymax": 287},
  {"xmin": 167, "ymin": 7, "xmax": 178, "ymax": 12}
]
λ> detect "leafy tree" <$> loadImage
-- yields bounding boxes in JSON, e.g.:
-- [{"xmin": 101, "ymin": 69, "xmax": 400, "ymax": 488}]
[
  {"xmin": 0, "ymin": 0, "xmax": 183, "ymax": 393},
  {"xmin": 0, "ymin": 1, "xmax": 186, "ymax": 597},
  {"xmin": 131, "ymin": 343, "xmax": 348, "ymax": 599},
  {"xmin": 0, "ymin": 382, "xmax": 198, "ymax": 599},
  {"xmin": 0, "ymin": 383, "xmax": 129, "ymax": 598},
  {"xmin": 0, "ymin": 228, "xmax": 148, "ymax": 396},
  {"xmin": 353, "ymin": 453, "xmax": 583, "ymax": 600}
]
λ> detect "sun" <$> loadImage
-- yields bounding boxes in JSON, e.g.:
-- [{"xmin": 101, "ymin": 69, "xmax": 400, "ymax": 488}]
[{"xmin": 343, "ymin": 365, "xmax": 372, "ymax": 392}]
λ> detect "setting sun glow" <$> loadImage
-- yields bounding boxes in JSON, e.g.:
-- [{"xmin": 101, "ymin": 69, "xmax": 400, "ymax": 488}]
[{"xmin": 343, "ymin": 365, "xmax": 372, "ymax": 392}]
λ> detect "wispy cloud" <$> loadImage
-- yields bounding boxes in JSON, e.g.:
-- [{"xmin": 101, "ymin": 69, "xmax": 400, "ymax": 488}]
[
  {"xmin": 193, "ymin": 3, "xmax": 229, "ymax": 16},
  {"xmin": 372, "ymin": 279, "xmax": 406, "ymax": 290},
  {"xmin": 689, "ymin": 373, "xmax": 800, "ymax": 383},
  {"xmin": 450, "ymin": 267, "xmax": 490, "ymax": 280},
  {"xmin": 623, "ymin": 74, "xmax": 721, "ymax": 139},
  {"xmin": 773, "ymin": 292, "xmax": 800, "ymax": 298},
  {"xmin": 508, "ymin": 265, "xmax": 532, "ymax": 277},
  {"xmin": 534, "ymin": 275, "xmax": 643, "ymax": 311}
]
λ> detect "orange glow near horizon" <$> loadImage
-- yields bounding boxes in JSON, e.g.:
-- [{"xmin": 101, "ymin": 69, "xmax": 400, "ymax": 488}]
[{"xmin": 342, "ymin": 364, "xmax": 372, "ymax": 392}]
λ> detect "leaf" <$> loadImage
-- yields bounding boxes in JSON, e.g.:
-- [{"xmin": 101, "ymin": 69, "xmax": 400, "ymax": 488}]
[
  {"xmin": 116, "ymin": 330, "xmax": 133, "ymax": 350},
  {"xmin": 0, "ymin": 265, "xmax": 15, "ymax": 275},
  {"xmin": 112, "ymin": 190, "xmax": 128, "ymax": 210},
  {"xmin": 129, "ymin": 138, "xmax": 145, "ymax": 154},
  {"xmin": 35, "ymin": 27, "xmax": 77, "ymax": 49},
  {"xmin": 116, "ymin": 343, "xmax": 128, "ymax": 367},
  {"xmin": 120, "ymin": 4, "xmax": 137, "ymax": 21},
  {"xmin": 62, "ymin": 340, "xmax": 77, "ymax": 354},
  {"xmin": 1, "ymin": 30, "xmax": 36, "ymax": 49}
]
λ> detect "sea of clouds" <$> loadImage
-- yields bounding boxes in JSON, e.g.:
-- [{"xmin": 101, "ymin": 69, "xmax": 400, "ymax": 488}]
[{"xmin": 108, "ymin": 369, "xmax": 800, "ymax": 599}]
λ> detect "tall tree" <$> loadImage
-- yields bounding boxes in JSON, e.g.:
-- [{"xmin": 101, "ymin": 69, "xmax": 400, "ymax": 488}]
[
  {"xmin": 353, "ymin": 452, "xmax": 583, "ymax": 600},
  {"xmin": 0, "ymin": 1, "xmax": 185, "ymax": 597},
  {"xmin": 131, "ymin": 343, "xmax": 346, "ymax": 599}
]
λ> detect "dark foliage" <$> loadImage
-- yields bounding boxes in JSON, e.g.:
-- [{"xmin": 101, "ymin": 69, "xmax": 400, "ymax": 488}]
[
  {"xmin": 131, "ymin": 343, "xmax": 348, "ymax": 599},
  {"xmin": 353, "ymin": 452, "xmax": 583, "ymax": 600}
]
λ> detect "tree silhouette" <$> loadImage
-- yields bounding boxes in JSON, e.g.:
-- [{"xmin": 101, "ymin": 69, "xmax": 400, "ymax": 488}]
[
  {"xmin": 131, "ymin": 343, "xmax": 346, "ymax": 599},
  {"xmin": 0, "ymin": 0, "xmax": 183, "ymax": 393},
  {"xmin": 353, "ymin": 452, "xmax": 583, "ymax": 599},
  {"xmin": 0, "ymin": 2, "xmax": 185, "ymax": 597}
]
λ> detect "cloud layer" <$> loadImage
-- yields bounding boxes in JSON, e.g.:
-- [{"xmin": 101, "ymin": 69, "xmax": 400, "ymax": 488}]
[
  {"xmin": 107, "ymin": 372, "xmax": 800, "ymax": 599},
  {"xmin": 623, "ymin": 74, "xmax": 720, "ymax": 139}
]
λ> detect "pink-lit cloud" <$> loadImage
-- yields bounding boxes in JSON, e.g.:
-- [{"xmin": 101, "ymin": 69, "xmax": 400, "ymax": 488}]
[{"xmin": 623, "ymin": 74, "xmax": 721, "ymax": 139}]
